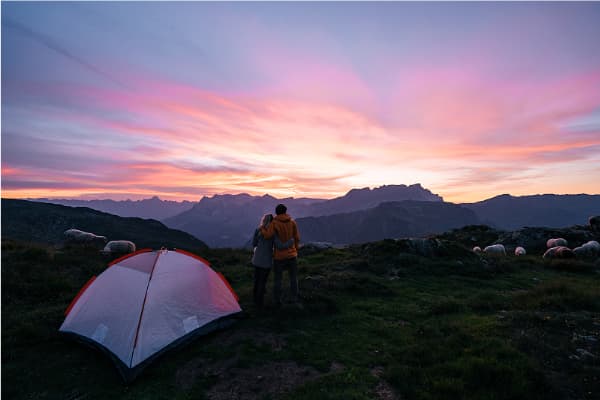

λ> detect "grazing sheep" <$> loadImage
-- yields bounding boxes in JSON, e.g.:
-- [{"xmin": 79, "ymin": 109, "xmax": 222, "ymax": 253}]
[
  {"xmin": 543, "ymin": 246, "xmax": 575, "ymax": 259},
  {"xmin": 573, "ymin": 240, "xmax": 600, "ymax": 258},
  {"xmin": 589, "ymin": 216, "xmax": 600, "ymax": 233},
  {"xmin": 484, "ymin": 244, "xmax": 506, "ymax": 256},
  {"xmin": 64, "ymin": 229, "xmax": 107, "ymax": 246},
  {"xmin": 546, "ymin": 238, "xmax": 568, "ymax": 249},
  {"xmin": 586, "ymin": 240, "xmax": 600, "ymax": 251},
  {"xmin": 472, "ymin": 246, "xmax": 482, "ymax": 253},
  {"xmin": 515, "ymin": 246, "xmax": 526, "ymax": 256},
  {"xmin": 102, "ymin": 240, "xmax": 136, "ymax": 255}
]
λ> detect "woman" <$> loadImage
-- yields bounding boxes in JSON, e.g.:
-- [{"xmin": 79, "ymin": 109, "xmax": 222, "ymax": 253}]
[{"xmin": 251, "ymin": 214, "xmax": 293, "ymax": 308}]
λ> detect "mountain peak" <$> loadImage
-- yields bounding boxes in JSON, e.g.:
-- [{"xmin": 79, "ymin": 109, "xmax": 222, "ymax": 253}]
[{"xmin": 341, "ymin": 184, "xmax": 442, "ymax": 202}]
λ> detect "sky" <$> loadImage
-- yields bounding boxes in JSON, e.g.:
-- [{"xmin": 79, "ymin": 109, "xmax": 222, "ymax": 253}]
[{"xmin": 2, "ymin": 2, "xmax": 600, "ymax": 203}]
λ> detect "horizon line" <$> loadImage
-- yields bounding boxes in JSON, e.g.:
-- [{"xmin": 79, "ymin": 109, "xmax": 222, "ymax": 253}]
[{"xmin": 4, "ymin": 188, "xmax": 600, "ymax": 205}]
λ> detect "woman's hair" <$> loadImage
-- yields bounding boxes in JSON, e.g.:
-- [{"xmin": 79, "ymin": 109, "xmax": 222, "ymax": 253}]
[{"xmin": 259, "ymin": 213, "xmax": 273, "ymax": 228}]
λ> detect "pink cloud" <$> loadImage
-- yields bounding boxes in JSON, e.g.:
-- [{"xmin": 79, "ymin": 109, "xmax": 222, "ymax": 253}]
[{"xmin": 4, "ymin": 62, "xmax": 600, "ymax": 202}]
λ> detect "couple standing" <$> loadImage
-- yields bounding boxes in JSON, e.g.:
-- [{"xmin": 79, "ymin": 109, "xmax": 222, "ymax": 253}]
[{"xmin": 251, "ymin": 203, "xmax": 300, "ymax": 308}]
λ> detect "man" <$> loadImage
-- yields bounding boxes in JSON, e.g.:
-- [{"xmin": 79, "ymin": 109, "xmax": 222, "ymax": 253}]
[{"xmin": 260, "ymin": 203, "xmax": 300, "ymax": 306}]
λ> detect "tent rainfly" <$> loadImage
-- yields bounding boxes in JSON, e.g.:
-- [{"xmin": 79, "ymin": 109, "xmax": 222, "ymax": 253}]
[{"xmin": 60, "ymin": 249, "xmax": 241, "ymax": 381}]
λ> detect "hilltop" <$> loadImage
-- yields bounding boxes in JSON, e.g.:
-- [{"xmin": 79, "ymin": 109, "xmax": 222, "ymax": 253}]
[{"xmin": 1, "ymin": 199, "xmax": 207, "ymax": 251}]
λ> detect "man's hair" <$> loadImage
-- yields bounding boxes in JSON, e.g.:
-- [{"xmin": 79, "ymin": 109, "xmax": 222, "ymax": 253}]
[{"xmin": 275, "ymin": 203, "xmax": 287, "ymax": 215}]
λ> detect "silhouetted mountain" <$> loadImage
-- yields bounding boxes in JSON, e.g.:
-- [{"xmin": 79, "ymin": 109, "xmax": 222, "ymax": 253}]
[
  {"xmin": 32, "ymin": 196, "xmax": 194, "ymax": 221},
  {"xmin": 299, "ymin": 184, "xmax": 443, "ymax": 217},
  {"xmin": 296, "ymin": 201, "xmax": 479, "ymax": 244},
  {"xmin": 164, "ymin": 184, "xmax": 442, "ymax": 247},
  {"xmin": 163, "ymin": 194, "xmax": 322, "ymax": 247},
  {"xmin": 463, "ymin": 194, "xmax": 600, "ymax": 230},
  {"xmin": 2, "ymin": 199, "xmax": 207, "ymax": 250}
]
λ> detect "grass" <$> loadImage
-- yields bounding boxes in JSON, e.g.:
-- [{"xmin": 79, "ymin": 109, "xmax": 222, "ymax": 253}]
[{"xmin": 2, "ymin": 238, "xmax": 600, "ymax": 399}]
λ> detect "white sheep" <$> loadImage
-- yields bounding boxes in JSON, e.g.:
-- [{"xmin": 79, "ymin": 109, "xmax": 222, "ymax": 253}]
[
  {"xmin": 543, "ymin": 246, "xmax": 575, "ymax": 259},
  {"xmin": 515, "ymin": 246, "xmax": 526, "ymax": 256},
  {"xmin": 102, "ymin": 240, "xmax": 136, "ymax": 255},
  {"xmin": 64, "ymin": 228, "xmax": 107, "ymax": 245},
  {"xmin": 484, "ymin": 244, "xmax": 506, "ymax": 256},
  {"xmin": 472, "ymin": 246, "xmax": 482, "ymax": 253},
  {"xmin": 573, "ymin": 240, "xmax": 600, "ymax": 258},
  {"xmin": 546, "ymin": 238, "xmax": 568, "ymax": 249}
]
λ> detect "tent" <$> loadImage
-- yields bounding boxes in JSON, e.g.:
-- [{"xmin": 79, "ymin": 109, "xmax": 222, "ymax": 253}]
[{"xmin": 60, "ymin": 248, "xmax": 241, "ymax": 381}]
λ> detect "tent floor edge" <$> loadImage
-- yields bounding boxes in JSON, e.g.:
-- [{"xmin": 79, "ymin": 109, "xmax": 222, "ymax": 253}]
[
  {"xmin": 60, "ymin": 311, "xmax": 242, "ymax": 383},
  {"xmin": 58, "ymin": 331, "xmax": 132, "ymax": 383},
  {"xmin": 127, "ymin": 311, "xmax": 242, "ymax": 382}
]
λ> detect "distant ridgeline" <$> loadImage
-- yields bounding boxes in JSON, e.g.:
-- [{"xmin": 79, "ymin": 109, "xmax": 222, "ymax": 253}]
[
  {"xmin": 32, "ymin": 196, "xmax": 195, "ymax": 221},
  {"xmin": 163, "ymin": 184, "xmax": 444, "ymax": 247},
  {"xmin": 462, "ymin": 194, "xmax": 600, "ymax": 230},
  {"xmin": 1, "ymin": 199, "xmax": 207, "ymax": 251},
  {"xmin": 18, "ymin": 186, "xmax": 600, "ymax": 248}
]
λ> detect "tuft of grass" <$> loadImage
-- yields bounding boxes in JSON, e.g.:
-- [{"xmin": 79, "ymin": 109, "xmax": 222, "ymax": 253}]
[
  {"xmin": 544, "ymin": 259, "xmax": 597, "ymax": 273},
  {"xmin": 429, "ymin": 297, "xmax": 465, "ymax": 315},
  {"xmin": 469, "ymin": 291, "xmax": 509, "ymax": 312},
  {"xmin": 386, "ymin": 335, "xmax": 555, "ymax": 400},
  {"xmin": 513, "ymin": 280, "xmax": 600, "ymax": 311}
]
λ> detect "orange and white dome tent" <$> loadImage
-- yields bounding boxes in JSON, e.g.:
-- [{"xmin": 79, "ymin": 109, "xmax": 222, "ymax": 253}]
[{"xmin": 60, "ymin": 249, "xmax": 241, "ymax": 381}]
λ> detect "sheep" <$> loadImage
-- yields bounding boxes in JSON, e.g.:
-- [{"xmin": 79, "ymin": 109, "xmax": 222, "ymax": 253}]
[
  {"xmin": 64, "ymin": 228, "xmax": 107, "ymax": 246},
  {"xmin": 589, "ymin": 216, "xmax": 600, "ymax": 233},
  {"xmin": 543, "ymin": 246, "xmax": 575, "ymax": 259},
  {"xmin": 515, "ymin": 246, "xmax": 526, "ymax": 256},
  {"xmin": 573, "ymin": 240, "xmax": 600, "ymax": 258},
  {"xmin": 483, "ymin": 244, "xmax": 506, "ymax": 256},
  {"xmin": 546, "ymin": 238, "xmax": 568, "ymax": 249},
  {"xmin": 102, "ymin": 240, "xmax": 136, "ymax": 255},
  {"xmin": 472, "ymin": 246, "xmax": 482, "ymax": 253},
  {"xmin": 585, "ymin": 240, "xmax": 600, "ymax": 251}
]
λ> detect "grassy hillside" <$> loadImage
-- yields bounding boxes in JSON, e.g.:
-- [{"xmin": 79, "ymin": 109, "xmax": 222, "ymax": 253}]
[
  {"xmin": 2, "ymin": 199, "xmax": 207, "ymax": 251},
  {"xmin": 2, "ymin": 236, "xmax": 599, "ymax": 399}
]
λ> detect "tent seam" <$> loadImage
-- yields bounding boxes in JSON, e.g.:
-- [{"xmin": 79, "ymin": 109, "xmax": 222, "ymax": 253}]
[{"xmin": 128, "ymin": 250, "xmax": 162, "ymax": 367}]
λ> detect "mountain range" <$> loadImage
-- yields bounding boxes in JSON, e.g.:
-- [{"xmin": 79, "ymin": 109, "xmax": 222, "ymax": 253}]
[
  {"xmin": 33, "ymin": 196, "xmax": 195, "ymax": 220},
  {"xmin": 19, "ymin": 185, "xmax": 600, "ymax": 247},
  {"xmin": 163, "ymin": 184, "xmax": 443, "ymax": 247}
]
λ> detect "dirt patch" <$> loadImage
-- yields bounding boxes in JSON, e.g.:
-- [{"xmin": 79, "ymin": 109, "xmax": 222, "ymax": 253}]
[
  {"xmin": 211, "ymin": 328, "xmax": 287, "ymax": 352},
  {"xmin": 370, "ymin": 366, "xmax": 384, "ymax": 378},
  {"xmin": 329, "ymin": 361, "xmax": 346, "ymax": 373},
  {"xmin": 177, "ymin": 328, "xmax": 290, "ymax": 391},
  {"xmin": 371, "ymin": 366, "xmax": 400, "ymax": 400},
  {"xmin": 374, "ymin": 381, "xmax": 400, "ymax": 400},
  {"xmin": 178, "ymin": 356, "xmax": 347, "ymax": 395},
  {"xmin": 176, "ymin": 354, "xmax": 240, "ymax": 391},
  {"xmin": 256, "ymin": 332, "xmax": 287, "ymax": 351},
  {"xmin": 206, "ymin": 361, "xmax": 321, "ymax": 400}
]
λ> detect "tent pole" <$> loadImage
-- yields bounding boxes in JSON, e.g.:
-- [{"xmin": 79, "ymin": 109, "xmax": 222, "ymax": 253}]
[{"xmin": 129, "ymin": 250, "xmax": 162, "ymax": 366}]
